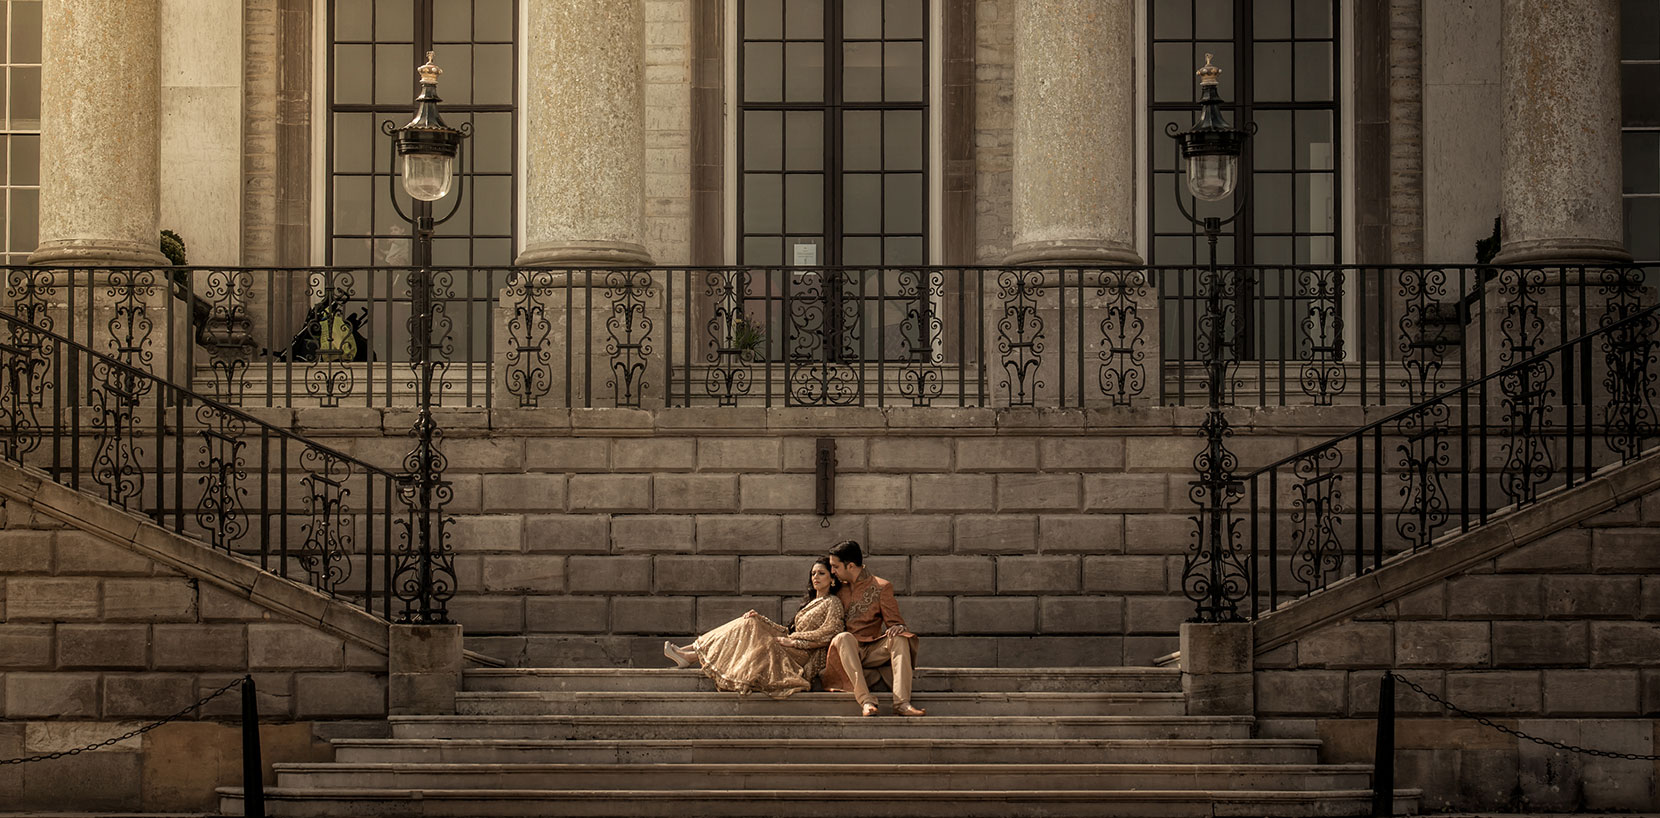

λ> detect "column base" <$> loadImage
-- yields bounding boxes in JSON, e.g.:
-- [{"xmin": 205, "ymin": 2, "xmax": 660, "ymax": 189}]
[
  {"xmin": 517, "ymin": 240, "xmax": 654, "ymax": 267},
  {"xmin": 1492, "ymin": 237, "xmax": 1632, "ymax": 266},
  {"xmin": 28, "ymin": 238, "xmax": 170, "ymax": 267},
  {"xmin": 1004, "ymin": 239, "xmax": 1143, "ymax": 267}
]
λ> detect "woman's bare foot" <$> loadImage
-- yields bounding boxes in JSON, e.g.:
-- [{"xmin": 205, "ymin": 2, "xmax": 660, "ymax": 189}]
[{"xmin": 663, "ymin": 641, "xmax": 693, "ymax": 668}]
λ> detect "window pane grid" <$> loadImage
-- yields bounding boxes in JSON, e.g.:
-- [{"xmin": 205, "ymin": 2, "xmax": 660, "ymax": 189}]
[
  {"xmin": 0, "ymin": 0, "xmax": 40, "ymax": 264},
  {"xmin": 1623, "ymin": 0, "xmax": 1660, "ymax": 261}
]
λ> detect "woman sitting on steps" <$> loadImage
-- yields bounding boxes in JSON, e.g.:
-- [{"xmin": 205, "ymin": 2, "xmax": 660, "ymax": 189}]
[{"xmin": 663, "ymin": 557, "xmax": 845, "ymax": 699}]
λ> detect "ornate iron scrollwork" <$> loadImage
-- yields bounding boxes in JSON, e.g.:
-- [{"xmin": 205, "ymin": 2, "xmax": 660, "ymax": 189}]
[
  {"xmin": 304, "ymin": 271, "xmax": 357, "ymax": 407},
  {"xmin": 89, "ymin": 356, "xmax": 146, "ymax": 509},
  {"xmin": 1497, "ymin": 267, "xmax": 1555, "ymax": 506},
  {"xmin": 1395, "ymin": 398, "xmax": 1451, "ymax": 552},
  {"xmin": 0, "ymin": 337, "xmax": 43, "ymax": 459},
  {"xmin": 393, "ymin": 424, "xmax": 455, "ymax": 624},
  {"xmin": 298, "ymin": 445, "xmax": 354, "ymax": 594},
  {"xmin": 107, "ymin": 268, "xmax": 157, "ymax": 372},
  {"xmin": 897, "ymin": 268, "xmax": 944, "ymax": 407},
  {"xmin": 200, "ymin": 269, "xmax": 256, "ymax": 405},
  {"xmin": 786, "ymin": 269, "xmax": 861, "ymax": 406},
  {"xmin": 1298, "ymin": 266, "xmax": 1346, "ymax": 405},
  {"xmin": 1192, "ymin": 266, "xmax": 1243, "ymax": 406},
  {"xmin": 1288, "ymin": 445, "xmax": 1344, "ymax": 591},
  {"xmin": 406, "ymin": 270, "xmax": 457, "ymax": 406},
  {"xmin": 1183, "ymin": 411, "xmax": 1249, "ymax": 621},
  {"xmin": 995, "ymin": 268, "xmax": 1045, "ymax": 406},
  {"xmin": 704, "ymin": 269, "xmax": 755, "ymax": 407},
  {"xmin": 603, "ymin": 269, "xmax": 655, "ymax": 407},
  {"xmin": 1096, "ymin": 267, "xmax": 1147, "ymax": 406},
  {"xmin": 1398, "ymin": 267, "xmax": 1452, "ymax": 402},
  {"xmin": 503, "ymin": 269, "xmax": 555, "ymax": 408},
  {"xmin": 193, "ymin": 402, "xmax": 249, "ymax": 554},
  {"xmin": 1600, "ymin": 266, "xmax": 1658, "ymax": 463}
]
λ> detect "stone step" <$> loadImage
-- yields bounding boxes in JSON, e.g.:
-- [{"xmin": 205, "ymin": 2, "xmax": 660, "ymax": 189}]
[
  {"xmin": 269, "ymin": 762, "xmax": 1378, "ymax": 793},
  {"xmin": 463, "ymin": 666, "xmax": 1183, "ymax": 693},
  {"xmin": 389, "ymin": 714, "xmax": 1257, "ymax": 741},
  {"xmin": 219, "ymin": 787, "xmax": 1423, "ymax": 817},
  {"xmin": 454, "ymin": 690, "xmax": 1188, "ymax": 717},
  {"xmin": 331, "ymin": 736, "xmax": 1325, "ymax": 766}
]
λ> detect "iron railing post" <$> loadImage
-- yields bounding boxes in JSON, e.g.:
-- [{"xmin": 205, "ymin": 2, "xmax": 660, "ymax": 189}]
[
  {"xmin": 1187, "ymin": 216, "xmax": 1245, "ymax": 622},
  {"xmin": 240, "ymin": 675, "xmax": 265, "ymax": 818},
  {"xmin": 1371, "ymin": 671, "xmax": 1396, "ymax": 817}
]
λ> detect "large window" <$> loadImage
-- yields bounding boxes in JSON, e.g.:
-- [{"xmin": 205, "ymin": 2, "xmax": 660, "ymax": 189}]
[
  {"xmin": 737, "ymin": 0, "xmax": 928, "ymax": 267},
  {"xmin": 327, "ymin": 0, "xmax": 517, "ymax": 269},
  {"xmin": 0, "ymin": 0, "xmax": 38, "ymax": 265},
  {"xmin": 1148, "ymin": 0, "xmax": 1340, "ymax": 268},
  {"xmin": 1623, "ymin": 0, "xmax": 1660, "ymax": 262}
]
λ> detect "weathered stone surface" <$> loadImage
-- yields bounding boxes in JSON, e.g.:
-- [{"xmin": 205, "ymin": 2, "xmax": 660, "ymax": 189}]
[
  {"xmin": 1120, "ymin": 515, "xmax": 1191, "ymax": 554},
  {"xmin": 695, "ymin": 515, "xmax": 781, "ymax": 554},
  {"xmin": 1445, "ymin": 670, "xmax": 1544, "ymax": 714},
  {"xmin": 1544, "ymin": 575, "xmax": 1640, "ymax": 617},
  {"xmin": 1254, "ymin": 670, "xmax": 1347, "ymax": 716},
  {"xmin": 1494, "ymin": 529, "xmax": 1590, "ymax": 572},
  {"xmin": 482, "ymin": 555, "xmax": 567, "ymax": 593},
  {"xmin": 911, "ymin": 556, "xmax": 996, "ymax": 595},
  {"xmin": 5, "ymin": 672, "xmax": 99, "ymax": 718},
  {"xmin": 1295, "ymin": 621, "xmax": 1394, "ymax": 667},
  {"xmin": 248, "ymin": 623, "xmax": 344, "ymax": 670},
  {"xmin": 1036, "ymin": 514, "xmax": 1121, "ymax": 553},
  {"xmin": 449, "ymin": 515, "xmax": 526, "ymax": 553},
  {"xmin": 835, "ymin": 475, "xmax": 910, "ymax": 512},
  {"xmin": 738, "ymin": 474, "xmax": 815, "ymax": 512},
  {"xmin": 1040, "ymin": 596, "xmax": 1122, "ymax": 634},
  {"xmin": 995, "ymin": 555, "xmax": 1080, "ymax": 593},
  {"xmin": 1493, "ymin": 620, "xmax": 1588, "ymax": 667},
  {"xmin": 696, "ymin": 437, "xmax": 782, "ymax": 472},
  {"xmin": 293, "ymin": 672, "xmax": 386, "ymax": 717},
  {"xmin": 866, "ymin": 516, "xmax": 952, "ymax": 554},
  {"xmin": 653, "ymin": 474, "xmax": 739, "ymax": 512},
  {"xmin": 1039, "ymin": 438, "xmax": 1126, "ymax": 471},
  {"xmin": 868, "ymin": 438, "xmax": 953, "ymax": 472},
  {"xmin": 102, "ymin": 674, "xmax": 197, "ymax": 718},
  {"xmin": 1395, "ymin": 621, "xmax": 1492, "ymax": 667},
  {"xmin": 0, "ymin": 625, "xmax": 52, "ymax": 669},
  {"xmin": 480, "ymin": 474, "xmax": 569, "ymax": 512},
  {"xmin": 613, "ymin": 438, "xmax": 696, "ymax": 471},
  {"xmin": 954, "ymin": 514, "xmax": 1038, "ymax": 553},
  {"xmin": 739, "ymin": 556, "xmax": 813, "ymax": 595},
  {"xmin": 6, "ymin": 577, "xmax": 100, "ymax": 621},
  {"xmin": 1124, "ymin": 595, "xmax": 1190, "ymax": 635},
  {"xmin": 610, "ymin": 515, "xmax": 695, "ymax": 553},
  {"xmin": 955, "ymin": 438, "xmax": 1039, "ymax": 471},
  {"xmin": 525, "ymin": 595, "xmax": 611, "ymax": 633},
  {"xmin": 524, "ymin": 514, "xmax": 611, "ymax": 553},
  {"xmin": 568, "ymin": 474, "xmax": 653, "ymax": 512},
  {"xmin": 1083, "ymin": 474, "xmax": 1170, "ymax": 512},
  {"xmin": 102, "ymin": 577, "xmax": 197, "ymax": 621},
  {"xmin": 653, "ymin": 555, "xmax": 738, "ymax": 593},
  {"xmin": 781, "ymin": 514, "xmax": 867, "ymax": 555},
  {"xmin": 143, "ymin": 623, "xmax": 247, "ymax": 674},
  {"xmin": 611, "ymin": 596, "xmax": 696, "ymax": 634},
  {"xmin": 1543, "ymin": 669, "xmax": 1640, "ymax": 715},
  {"xmin": 1589, "ymin": 622, "xmax": 1660, "ymax": 666},
  {"xmin": 696, "ymin": 597, "xmax": 781, "ymax": 633},
  {"xmin": 1081, "ymin": 555, "xmax": 1166, "ymax": 593},
  {"xmin": 995, "ymin": 474, "xmax": 1082, "ymax": 511},
  {"xmin": 910, "ymin": 474, "xmax": 995, "ymax": 512},
  {"xmin": 1592, "ymin": 528, "xmax": 1660, "ymax": 572},
  {"xmin": 56, "ymin": 624, "xmax": 149, "ymax": 669},
  {"xmin": 0, "ymin": 532, "xmax": 54, "ymax": 573},
  {"xmin": 1446, "ymin": 575, "xmax": 1543, "ymax": 618},
  {"xmin": 566, "ymin": 556, "xmax": 651, "ymax": 593},
  {"xmin": 524, "ymin": 438, "xmax": 611, "ymax": 471},
  {"xmin": 954, "ymin": 596, "xmax": 1038, "ymax": 633}
]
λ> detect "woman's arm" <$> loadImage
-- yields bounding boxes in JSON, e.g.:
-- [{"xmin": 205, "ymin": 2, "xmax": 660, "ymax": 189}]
[{"xmin": 782, "ymin": 598, "xmax": 845, "ymax": 648}]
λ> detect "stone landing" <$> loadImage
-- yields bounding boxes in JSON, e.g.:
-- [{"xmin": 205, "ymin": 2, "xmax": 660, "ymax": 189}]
[{"xmin": 219, "ymin": 666, "xmax": 1420, "ymax": 817}]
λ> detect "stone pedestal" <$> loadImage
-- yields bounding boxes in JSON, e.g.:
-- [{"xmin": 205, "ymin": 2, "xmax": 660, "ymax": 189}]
[
  {"xmin": 1180, "ymin": 621, "xmax": 1254, "ymax": 716},
  {"xmin": 517, "ymin": 0, "xmax": 652, "ymax": 267},
  {"xmin": 1492, "ymin": 0, "xmax": 1629, "ymax": 265},
  {"xmin": 29, "ymin": 0, "xmax": 168, "ymax": 268},
  {"xmin": 389, "ymin": 623, "xmax": 463, "ymax": 715}
]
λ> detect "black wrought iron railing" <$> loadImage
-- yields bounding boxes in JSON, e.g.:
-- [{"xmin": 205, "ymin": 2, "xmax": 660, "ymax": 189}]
[
  {"xmin": 0, "ymin": 308, "xmax": 455, "ymax": 622},
  {"xmin": 4, "ymin": 264, "xmax": 1647, "ymax": 410},
  {"xmin": 1196, "ymin": 294, "xmax": 1660, "ymax": 621}
]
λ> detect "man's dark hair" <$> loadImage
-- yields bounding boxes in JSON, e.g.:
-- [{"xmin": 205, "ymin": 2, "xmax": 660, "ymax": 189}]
[{"xmin": 828, "ymin": 539, "xmax": 864, "ymax": 566}]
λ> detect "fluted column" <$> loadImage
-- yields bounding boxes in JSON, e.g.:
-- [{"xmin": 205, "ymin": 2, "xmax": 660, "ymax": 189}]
[
  {"xmin": 1006, "ymin": 0, "xmax": 1140, "ymax": 266},
  {"xmin": 1493, "ymin": 0, "xmax": 1629, "ymax": 264},
  {"xmin": 30, "ymin": 0, "xmax": 167, "ymax": 266},
  {"xmin": 517, "ymin": 0, "xmax": 652, "ymax": 266}
]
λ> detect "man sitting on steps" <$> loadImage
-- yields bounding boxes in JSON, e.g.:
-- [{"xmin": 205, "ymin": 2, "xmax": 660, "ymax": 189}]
[{"xmin": 823, "ymin": 540, "xmax": 926, "ymax": 717}]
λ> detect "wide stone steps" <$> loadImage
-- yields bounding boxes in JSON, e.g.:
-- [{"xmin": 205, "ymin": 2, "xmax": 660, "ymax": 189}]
[
  {"xmin": 389, "ymin": 714, "xmax": 1259, "ymax": 741},
  {"xmin": 330, "ymin": 736, "xmax": 1328, "ymax": 765},
  {"xmin": 455, "ymin": 690, "xmax": 1188, "ymax": 716},
  {"xmin": 269, "ymin": 761, "xmax": 1377, "ymax": 792},
  {"xmin": 217, "ymin": 666, "xmax": 1420, "ymax": 817},
  {"xmin": 463, "ymin": 666, "xmax": 1184, "ymax": 693},
  {"xmin": 221, "ymin": 786, "xmax": 1403, "ymax": 817}
]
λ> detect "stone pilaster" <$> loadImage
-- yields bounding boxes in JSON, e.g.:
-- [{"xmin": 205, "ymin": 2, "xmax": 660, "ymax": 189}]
[
  {"xmin": 1005, "ymin": 0, "xmax": 1139, "ymax": 267},
  {"xmin": 30, "ymin": 0, "xmax": 168, "ymax": 268},
  {"xmin": 1493, "ymin": 0, "xmax": 1629, "ymax": 265},
  {"xmin": 517, "ymin": 0, "xmax": 652, "ymax": 267},
  {"xmin": 1181, "ymin": 621, "xmax": 1254, "ymax": 716},
  {"xmin": 388, "ymin": 624, "xmax": 463, "ymax": 715}
]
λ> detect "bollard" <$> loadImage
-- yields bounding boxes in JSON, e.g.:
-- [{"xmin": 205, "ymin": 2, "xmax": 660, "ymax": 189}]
[
  {"xmin": 1370, "ymin": 671, "xmax": 1395, "ymax": 817},
  {"xmin": 241, "ymin": 675, "xmax": 266, "ymax": 818}
]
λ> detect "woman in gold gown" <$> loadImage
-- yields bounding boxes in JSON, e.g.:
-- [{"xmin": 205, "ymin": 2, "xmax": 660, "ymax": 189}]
[{"xmin": 663, "ymin": 558, "xmax": 845, "ymax": 698}]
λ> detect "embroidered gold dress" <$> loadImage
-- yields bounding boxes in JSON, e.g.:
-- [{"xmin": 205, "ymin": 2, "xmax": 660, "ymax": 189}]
[{"xmin": 692, "ymin": 595, "xmax": 845, "ymax": 699}]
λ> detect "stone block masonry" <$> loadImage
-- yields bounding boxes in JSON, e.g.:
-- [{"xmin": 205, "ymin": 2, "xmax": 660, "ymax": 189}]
[{"xmin": 290, "ymin": 405, "xmax": 1372, "ymax": 666}]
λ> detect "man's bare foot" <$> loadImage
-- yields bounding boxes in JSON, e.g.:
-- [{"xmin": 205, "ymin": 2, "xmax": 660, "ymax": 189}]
[
  {"xmin": 894, "ymin": 703, "xmax": 926, "ymax": 717},
  {"xmin": 860, "ymin": 702, "xmax": 879, "ymax": 717}
]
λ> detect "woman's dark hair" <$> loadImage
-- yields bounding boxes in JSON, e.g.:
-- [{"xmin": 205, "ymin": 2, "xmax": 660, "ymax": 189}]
[
  {"xmin": 788, "ymin": 556, "xmax": 841, "ymax": 629},
  {"xmin": 828, "ymin": 539, "xmax": 863, "ymax": 566}
]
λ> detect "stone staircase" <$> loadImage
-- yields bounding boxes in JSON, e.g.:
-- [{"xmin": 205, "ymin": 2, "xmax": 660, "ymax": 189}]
[{"xmin": 220, "ymin": 666, "xmax": 1420, "ymax": 817}]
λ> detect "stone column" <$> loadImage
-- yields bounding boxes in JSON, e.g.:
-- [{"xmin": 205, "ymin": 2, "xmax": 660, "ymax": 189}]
[
  {"xmin": 1493, "ymin": 0, "xmax": 1628, "ymax": 265},
  {"xmin": 518, "ymin": 0, "xmax": 651, "ymax": 266},
  {"xmin": 997, "ymin": 0, "xmax": 1152, "ymax": 408}
]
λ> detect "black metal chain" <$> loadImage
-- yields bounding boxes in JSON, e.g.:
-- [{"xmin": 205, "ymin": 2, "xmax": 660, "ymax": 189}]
[
  {"xmin": 1388, "ymin": 671, "xmax": 1660, "ymax": 762},
  {"xmin": 0, "ymin": 675, "xmax": 247, "ymax": 766}
]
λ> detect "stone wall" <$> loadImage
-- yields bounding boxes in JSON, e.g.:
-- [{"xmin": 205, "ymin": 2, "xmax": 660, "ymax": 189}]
[
  {"xmin": 1251, "ymin": 470, "xmax": 1660, "ymax": 812},
  {"xmin": 0, "ymin": 464, "xmax": 387, "ymax": 811},
  {"xmin": 260, "ymin": 405, "xmax": 1375, "ymax": 668},
  {"xmin": 974, "ymin": 0, "xmax": 1014, "ymax": 262}
]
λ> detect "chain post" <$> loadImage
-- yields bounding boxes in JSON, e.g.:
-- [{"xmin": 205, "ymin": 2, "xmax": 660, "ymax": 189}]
[
  {"xmin": 1371, "ymin": 671, "xmax": 1395, "ymax": 817},
  {"xmin": 241, "ymin": 674, "xmax": 265, "ymax": 818}
]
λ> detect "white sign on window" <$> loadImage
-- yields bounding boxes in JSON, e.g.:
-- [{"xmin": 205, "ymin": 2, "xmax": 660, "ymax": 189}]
[{"xmin": 792, "ymin": 243, "xmax": 818, "ymax": 267}]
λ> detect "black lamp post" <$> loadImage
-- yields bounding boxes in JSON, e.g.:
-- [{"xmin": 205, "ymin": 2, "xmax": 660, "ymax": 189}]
[
  {"xmin": 1168, "ymin": 54, "xmax": 1252, "ymax": 623},
  {"xmin": 383, "ymin": 52, "xmax": 470, "ymax": 624}
]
